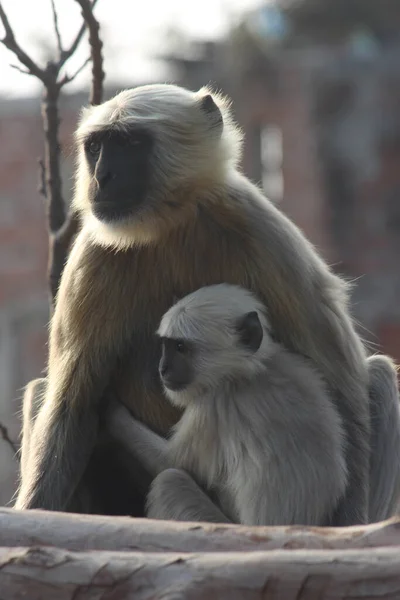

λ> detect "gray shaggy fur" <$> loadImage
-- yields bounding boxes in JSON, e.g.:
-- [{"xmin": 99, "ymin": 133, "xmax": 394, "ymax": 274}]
[{"xmin": 112, "ymin": 284, "xmax": 349, "ymax": 526}]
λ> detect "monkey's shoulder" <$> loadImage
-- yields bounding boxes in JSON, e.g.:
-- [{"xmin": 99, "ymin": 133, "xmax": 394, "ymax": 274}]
[
  {"xmin": 260, "ymin": 349, "xmax": 329, "ymax": 398},
  {"xmin": 241, "ymin": 350, "xmax": 345, "ymax": 440}
]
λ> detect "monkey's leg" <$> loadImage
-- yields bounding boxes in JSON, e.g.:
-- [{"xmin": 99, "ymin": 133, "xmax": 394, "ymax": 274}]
[
  {"xmin": 368, "ymin": 354, "xmax": 400, "ymax": 522},
  {"xmin": 15, "ymin": 385, "xmax": 99, "ymax": 511},
  {"xmin": 18, "ymin": 377, "xmax": 94, "ymax": 514},
  {"xmin": 146, "ymin": 468, "xmax": 232, "ymax": 524}
]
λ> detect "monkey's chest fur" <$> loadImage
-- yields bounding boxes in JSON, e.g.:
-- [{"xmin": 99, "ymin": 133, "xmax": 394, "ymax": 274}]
[{"xmin": 64, "ymin": 205, "xmax": 255, "ymax": 438}]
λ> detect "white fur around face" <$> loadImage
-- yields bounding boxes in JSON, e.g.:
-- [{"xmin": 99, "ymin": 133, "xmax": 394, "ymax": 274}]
[{"xmin": 72, "ymin": 84, "xmax": 244, "ymax": 250}]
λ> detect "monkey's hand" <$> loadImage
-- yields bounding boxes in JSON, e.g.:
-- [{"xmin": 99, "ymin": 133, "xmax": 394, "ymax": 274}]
[{"xmin": 105, "ymin": 399, "xmax": 170, "ymax": 479}]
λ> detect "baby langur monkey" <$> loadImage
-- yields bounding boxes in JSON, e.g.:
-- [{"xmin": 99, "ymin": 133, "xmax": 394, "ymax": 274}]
[{"xmin": 108, "ymin": 283, "xmax": 348, "ymax": 526}]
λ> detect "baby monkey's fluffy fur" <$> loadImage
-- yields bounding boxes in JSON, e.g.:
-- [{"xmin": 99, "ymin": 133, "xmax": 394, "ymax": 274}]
[{"xmin": 115, "ymin": 284, "xmax": 348, "ymax": 526}]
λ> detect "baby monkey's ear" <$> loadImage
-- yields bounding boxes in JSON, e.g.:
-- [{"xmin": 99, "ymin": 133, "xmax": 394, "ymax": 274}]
[
  {"xmin": 199, "ymin": 93, "xmax": 223, "ymax": 127},
  {"xmin": 236, "ymin": 311, "xmax": 263, "ymax": 353}
]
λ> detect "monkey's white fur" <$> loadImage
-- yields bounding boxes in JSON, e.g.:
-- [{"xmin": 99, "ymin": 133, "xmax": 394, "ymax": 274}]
[
  {"xmin": 110, "ymin": 284, "xmax": 348, "ymax": 527},
  {"xmin": 158, "ymin": 284, "xmax": 348, "ymax": 526},
  {"xmin": 73, "ymin": 84, "xmax": 243, "ymax": 249},
  {"xmin": 158, "ymin": 284, "xmax": 274, "ymax": 402}
]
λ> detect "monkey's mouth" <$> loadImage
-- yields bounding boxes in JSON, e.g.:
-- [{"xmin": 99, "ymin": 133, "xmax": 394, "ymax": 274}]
[
  {"xmin": 161, "ymin": 377, "xmax": 189, "ymax": 393},
  {"xmin": 92, "ymin": 201, "xmax": 135, "ymax": 223}
]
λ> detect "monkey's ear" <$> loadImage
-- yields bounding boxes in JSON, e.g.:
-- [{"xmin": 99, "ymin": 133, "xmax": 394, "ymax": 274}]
[
  {"xmin": 200, "ymin": 94, "xmax": 218, "ymax": 113},
  {"xmin": 199, "ymin": 94, "xmax": 223, "ymax": 126},
  {"xmin": 236, "ymin": 311, "xmax": 263, "ymax": 353}
]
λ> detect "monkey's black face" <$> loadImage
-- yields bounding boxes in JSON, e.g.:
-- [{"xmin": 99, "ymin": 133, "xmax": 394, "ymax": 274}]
[
  {"xmin": 159, "ymin": 337, "xmax": 195, "ymax": 392},
  {"xmin": 85, "ymin": 128, "xmax": 154, "ymax": 223}
]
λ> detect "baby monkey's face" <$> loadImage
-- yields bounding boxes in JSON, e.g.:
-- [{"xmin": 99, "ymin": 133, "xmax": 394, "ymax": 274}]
[
  {"xmin": 158, "ymin": 309, "xmax": 266, "ymax": 407},
  {"xmin": 159, "ymin": 336, "xmax": 195, "ymax": 395},
  {"xmin": 158, "ymin": 332, "xmax": 228, "ymax": 406},
  {"xmin": 158, "ymin": 332, "xmax": 241, "ymax": 408}
]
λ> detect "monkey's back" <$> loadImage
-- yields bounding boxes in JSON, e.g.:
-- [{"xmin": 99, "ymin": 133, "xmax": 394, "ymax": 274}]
[{"xmin": 231, "ymin": 350, "xmax": 349, "ymax": 525}]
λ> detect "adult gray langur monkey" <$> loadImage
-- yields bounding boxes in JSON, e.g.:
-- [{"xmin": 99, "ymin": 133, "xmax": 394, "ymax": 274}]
[
  {"xmin": 15, "ymin": 83, "xmax": 400, "ymax": 524},
  {"xmin": 108, "ymin": 283, "xmax": 349, "ymax": 526}
]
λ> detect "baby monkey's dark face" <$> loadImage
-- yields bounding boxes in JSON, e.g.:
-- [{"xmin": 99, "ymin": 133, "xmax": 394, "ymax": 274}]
[
  {"xmin": 85, "ymin": 127, "xmax": 154, "ymax": 223},
  {"xmin": 159, "ymin": 336, "xmax": 195, "ymax": 393}
]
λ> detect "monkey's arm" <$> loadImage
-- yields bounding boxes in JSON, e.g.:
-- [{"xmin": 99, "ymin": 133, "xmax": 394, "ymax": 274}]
[
  {"xmin": 105, "ymin": 401, "xmax": 232, "ymax": 523},
  {"xmin": 16, "ymin": 389, "xmax": 99, "ymax": 511},
  {"xmin": 15, "ymin": 235, "xmax": 120, "ymax": 511},
  {"xmin": 105, "ymin": 400, "xmax": 170, "ymax": 478},
  {"xmin": 18, "ymin": 377, "xmax": 100, "ymax": 514}
]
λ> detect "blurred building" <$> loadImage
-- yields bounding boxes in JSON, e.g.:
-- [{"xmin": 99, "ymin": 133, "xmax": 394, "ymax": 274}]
[
  {"xmin": 166, "ymin": 9, "xmax": 400, "ymax": 358},
  {"xmin": 1, "ymin": 5, "xmax": 400, "ymax": 503}
]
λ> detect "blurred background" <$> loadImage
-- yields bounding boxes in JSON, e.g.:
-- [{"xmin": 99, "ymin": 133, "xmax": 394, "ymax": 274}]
[{"xmin": 0, "ymin": 0, "xmax": 400, "ymax": 505}]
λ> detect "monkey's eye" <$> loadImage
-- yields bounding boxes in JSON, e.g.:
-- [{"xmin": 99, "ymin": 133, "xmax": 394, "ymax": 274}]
[
  {"xmin": 175, "ymin": 341, "xmax": 185, "ymax": 353},
  {"xmin": 88, "ymin": 140, "xmax": 101, "ymax": 156}
]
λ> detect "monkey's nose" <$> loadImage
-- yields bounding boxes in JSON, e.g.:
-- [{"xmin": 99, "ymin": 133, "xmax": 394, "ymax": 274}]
[
  {"xmin": 96, "ymin": 168, "xmax": 115, "ymax": 189},
  {"xmin": 160, "ymin": 364, "xmax": 169, "ymax": 377}
]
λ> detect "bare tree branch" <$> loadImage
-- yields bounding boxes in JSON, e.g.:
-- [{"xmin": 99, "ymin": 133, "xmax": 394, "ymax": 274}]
[
  {"xmin": 74, "ymin": 0, "xmax": 104, "ymax": 105},
  {"xmin": 0, "ymin": 423, "xmax": 19, "ymax": 457},
  {"xmin": 38, "ymin": 158, "xmax": 47, "ymax": 197},
  {"xmin": 1, "ymin": 0, "xmax": 104, "ymax": 307},
  {"xmin": 59, "ymin": 0, "xmax": 99, "ymax": 68},
  {"xmin": 48, "ymin": 212, "xmax": 81, "ymax": 302},
  {"xmin": 50, "ymin": 0, "xmax": 63, "ymax": 57},
  {"xmin": 47, "ymin": 0, "xmax": 104, "ymax": 302},
  {"xmin": 0, "ymin": 2, "xmax": 45, "ymax": 80},
  {"xmin": 58, "ymin": 55, "xmax": 90, "ymax": 87}
]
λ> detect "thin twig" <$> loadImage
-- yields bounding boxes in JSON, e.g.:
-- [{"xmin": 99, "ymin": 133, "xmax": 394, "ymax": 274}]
[
  {"xmin": 9, "ymin": 64, "xmax": 31, "ymax": 75},
  {"xmin": 58, "ymin": 55, "xmax": 91, "ymax": 87},
  {"xmin": 74, "ymin": 0, "xmax": 104, "ymax": 105},
  {"xmin": 1, "ymin": 0, "xmax": 103, "ymax": 307},
  {"xmin": 0, "ymin": 422, "xmax": 19, "ymax": 457},
  {"xmin": 50, "ymin": 0, "xmax": 63, "ymax": 57}
]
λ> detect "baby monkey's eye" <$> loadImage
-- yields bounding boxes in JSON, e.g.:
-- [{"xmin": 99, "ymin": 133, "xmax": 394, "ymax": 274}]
[
  {"xmin": 88, "ymin": 140, "xmax": 101, "ymax": 156},
  {"xmin": 176, "ymin": 341, "xmax": 185, "ymax": 353}
]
